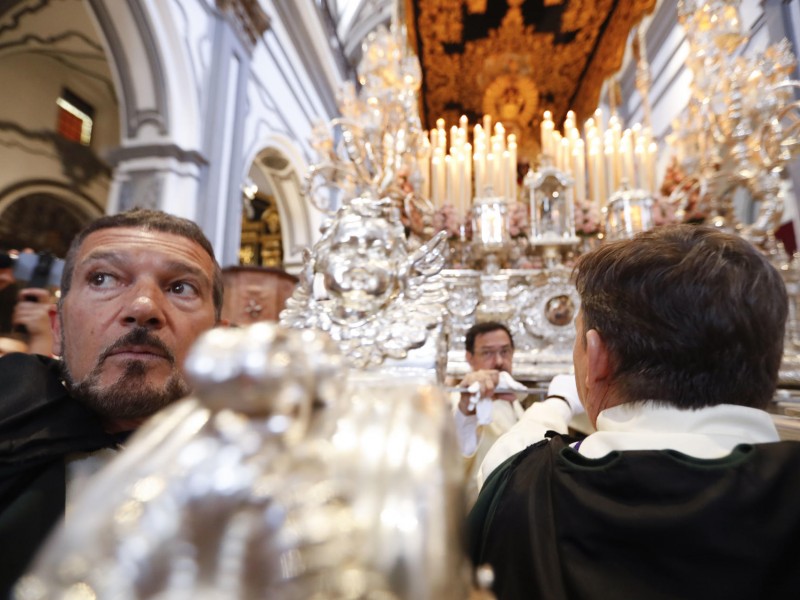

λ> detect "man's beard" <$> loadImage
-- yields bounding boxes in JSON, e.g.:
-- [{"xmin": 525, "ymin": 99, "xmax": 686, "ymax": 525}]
[{"xmin": 61, "ymin": 327, "xmax": 191, "ymax": 421}]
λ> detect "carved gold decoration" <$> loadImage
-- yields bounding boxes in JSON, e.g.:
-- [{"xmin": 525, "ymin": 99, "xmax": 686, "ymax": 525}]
[
  {"xmin": 409, "ymin": 0, "xmax": 657, "ymax": 163},
  {"xmin": 239, "ymin": 191, "xmax": 283, "ymax": 268},
  {"xmin": 481, "ymin": 74, "xmax": 539, "ymax": 142},
  {"xmin": 215, "ymin": 0, "xmax": 271, "ymax": 45}
]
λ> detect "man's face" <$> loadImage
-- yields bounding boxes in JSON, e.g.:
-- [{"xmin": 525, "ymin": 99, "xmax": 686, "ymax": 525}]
[
  {"xmin": 52, "ymin": 227, "xmax": 217, "ymax": 424},
  {"xmin": 467, "ymin": 328, "xmax": 514, "ymax": 373}
]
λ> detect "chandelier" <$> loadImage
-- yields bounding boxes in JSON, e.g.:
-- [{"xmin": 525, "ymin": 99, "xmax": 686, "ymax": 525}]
[{"xmin": 670, "ymin": 0, "xmax": 800, "ymax": 245}]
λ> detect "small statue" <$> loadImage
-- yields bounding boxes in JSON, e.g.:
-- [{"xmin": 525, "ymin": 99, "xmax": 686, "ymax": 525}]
[{"xmin": 281, "ymin": 194, "xmax": 449, "ymax": 369}]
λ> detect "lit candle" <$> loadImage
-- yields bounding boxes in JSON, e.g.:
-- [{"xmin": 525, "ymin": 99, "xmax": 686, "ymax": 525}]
[
  {"xmin": 604, "ymin": 144, "xmax": 615, "ymax": 199},
  {"xmin": 431, "ymin": 153, "xmax": 441, "ymax": 208},
  {"xmin": 453, "ymin": 153, "xmax": 463, "ymax": 217},
  {"xmin": 445, "ymin": 154, "xmax": 454, "ymax": 211},
  {"xmin": 541, "ymin": 110, "xmax": 554, "ymax": 159},
  {"xmin": 508, "ymin": 134, "xmax": 517, "ymax": 203},
  {"xmin": 621, "ymin": 130, "xmax": 635, "ymax": 188},
  {"xmin": 634, "ymin": 138, "xmax": 646, "ymax": 190},
  {"xmin": 419, "ymin": 135, "xmax": 431, "ymax": 200},
  {"xmin": 648, "ymin": 141, "xmax": 658, "ymax": 192},
  {"xmin": 587, "ymin": 142, "xmax": 599, "ymax": 207},
  {"xmin": 486, "ymin": 152, "xmax": 495, "ymax": 197},
  {"xmin": 483, "ymin": 114, "xmax": 493, "ymax": 141},
  {"xmin": 594, "ymin": 108, "xmax": 604, "ymax": 140},
  {"xmin": 573, "ymin": 139, "xmax": 586, "ymax": 203},
  {"xmin": 502, "ymin": 150, "xmax": 511, "ymax": 201},
  {"xmin": 473, "ymin": 146, "xmax": 484, "ymax": 199},
  {"xmin": 551, "ymin": 129, "xmax": 562, "ymax": 169},
  {"xmin": 560, "ymin": 137, "xmax": 571, "ymax": 177},
  {"xmin": 464, "ymin": 141, "xmax": 473, "ymax": 209}
]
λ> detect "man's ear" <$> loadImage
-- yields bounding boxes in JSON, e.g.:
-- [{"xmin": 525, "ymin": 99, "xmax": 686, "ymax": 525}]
[
  {"xmin": 50, "ymin": 308, "xmax": 62, "ymax": 356},
  {"xmin": 466, "ymin": 351, "xmax": 477, "ymax": 371},
  {"xmin": 585, "ymin": 329, "xmax": 610, "ymax": 384}
]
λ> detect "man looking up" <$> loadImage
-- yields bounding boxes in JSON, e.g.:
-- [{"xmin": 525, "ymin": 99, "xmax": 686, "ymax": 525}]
[
  {"xmin": 0, "ymin": 209, "xmax": 223, "ymax": 595},
  {"xmin": 468, "ymin": 225, "xmax": 800, "ymax": 599}
]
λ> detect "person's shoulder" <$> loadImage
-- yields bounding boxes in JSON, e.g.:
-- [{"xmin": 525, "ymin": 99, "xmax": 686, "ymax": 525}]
[
  {"xmin": 0, "ymin": 351, "xmax": 59, "ymax": 371},
  {"xmin": 0, "ymin": 353, "xmax": 65, "ymax": 422}
]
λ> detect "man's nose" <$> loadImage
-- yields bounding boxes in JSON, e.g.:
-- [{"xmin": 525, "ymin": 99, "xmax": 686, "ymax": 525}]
[
  {"xmin": 492, "ymin": 353, "xmax": 505, "ymax": 369},
  {"xmin": 122, "ymin": 282, "xmax": 166, "ymax": 328}
]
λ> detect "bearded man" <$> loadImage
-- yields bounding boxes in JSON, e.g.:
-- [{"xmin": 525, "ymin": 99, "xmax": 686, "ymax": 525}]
[{"xmin": 0, "ymin": 209, "xmax": 223, "ymax": 595}]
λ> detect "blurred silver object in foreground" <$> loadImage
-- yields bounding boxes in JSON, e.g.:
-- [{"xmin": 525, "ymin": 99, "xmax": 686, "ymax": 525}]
[{"xmin": 17, "ymin": 323, "xmax": 469, "ymax": 600}]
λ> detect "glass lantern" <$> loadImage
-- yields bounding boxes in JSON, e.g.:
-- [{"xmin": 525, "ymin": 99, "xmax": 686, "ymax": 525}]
[
  {"xmin": 525, "ymin": 164, "xmax": 578, "ymax": 244},
  {"xmin": 603, "ymin": 186, "xmax": 655, "ymax": 240}
]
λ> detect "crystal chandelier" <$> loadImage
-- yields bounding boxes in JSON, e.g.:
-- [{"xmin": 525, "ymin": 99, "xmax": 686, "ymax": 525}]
[
  {"xmin": 671, "ymin": 0, "xmax": 800, "ymax": 245},
  {"xmin": 305, "ymin": 23, "xmax": 427, "ymax": 218}
]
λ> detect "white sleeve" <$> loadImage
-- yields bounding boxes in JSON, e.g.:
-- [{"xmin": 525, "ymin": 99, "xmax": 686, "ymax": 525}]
[
  {"xmin": 476, "ymin": 398, "xmax": 572, "ymax": 489},
  {"xmin": 453, "ymin": 409, "xmax": 480, "ymax": 457}
]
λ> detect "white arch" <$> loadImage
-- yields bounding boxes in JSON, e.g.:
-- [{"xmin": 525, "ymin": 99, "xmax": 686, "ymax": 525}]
[
  {"xmin": 0, "ymin": 182, "xmax": 103, "ymax": 222},
  {"xmin": 242, "ymin": 133, "xmax": 322, "ymax": 273}
]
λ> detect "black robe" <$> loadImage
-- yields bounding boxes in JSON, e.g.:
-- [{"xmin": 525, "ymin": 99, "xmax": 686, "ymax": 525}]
[
  {"xmin": 0, "ymin": 353, "xmax": 121, "ymax": 598},
  {"xmin": 468, "ymin": 433, "xmax": 800, "ymax": 600}
]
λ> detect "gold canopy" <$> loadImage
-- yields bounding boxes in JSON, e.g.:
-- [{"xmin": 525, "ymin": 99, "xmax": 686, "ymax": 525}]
[{"xmin": 406, "ymin": 0, "xmax": 657, "ymax": 163}]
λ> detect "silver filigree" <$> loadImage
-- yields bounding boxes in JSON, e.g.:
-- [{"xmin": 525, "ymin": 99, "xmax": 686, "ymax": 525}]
[
  {"xmin": 512, "ymin": 268, "xmax": 580, "ymax": 351},
  {"xmin": 280, "ymin": 195, "xmax": 449, "ymax": 369},
  {"xmin": 18, "ymin": 324, "xmax": 470, "ymax": 599}
]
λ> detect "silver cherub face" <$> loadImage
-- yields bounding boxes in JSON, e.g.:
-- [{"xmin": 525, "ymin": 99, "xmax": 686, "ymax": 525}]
[{"xmin": 321, "ymin": 212, "xmax": 404, "ymax": 324}]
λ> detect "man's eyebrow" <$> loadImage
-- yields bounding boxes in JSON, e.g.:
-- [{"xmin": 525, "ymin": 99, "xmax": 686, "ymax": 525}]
[
  {"xmin": 79, "ymin": 251, "xmax": 211, "ymax": 286},
  {"xmin": 79, "ymin": 250, "xmax": 124, "ymax": 268},
  {"xmin": 163, "ymin": 260, "xmax": 211, "ymax": 286}
]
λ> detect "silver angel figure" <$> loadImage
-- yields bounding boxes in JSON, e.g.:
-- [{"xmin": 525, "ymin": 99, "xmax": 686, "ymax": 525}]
[{"xmin": 281, "ymin": 194, "xmax": 449, "ymax": 370}]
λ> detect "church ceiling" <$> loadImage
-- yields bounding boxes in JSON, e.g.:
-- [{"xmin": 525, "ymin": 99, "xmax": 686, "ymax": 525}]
[{"xmin": 406, "ymin": 0, "xmax": 656, "ymax": 161}]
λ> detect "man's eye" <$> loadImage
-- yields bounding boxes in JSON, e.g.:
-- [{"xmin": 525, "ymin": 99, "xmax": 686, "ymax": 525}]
[
  {"xmin": 88, "ymin": 273, "xmax": 116, "ymax": 287},
  {"xmin": 168, "ymin": 281, "xmax": 198, "ymax": 296}
]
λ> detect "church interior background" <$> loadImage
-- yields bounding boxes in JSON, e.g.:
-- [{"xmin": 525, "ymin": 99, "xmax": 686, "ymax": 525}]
[
  {"xmin": 2, "ymin": 0, "xmax": 799, "ymax": 266},
  {"xmin": 1, "ymin": 0, "xmax": 798, "ymax": 337},
  {"xmin": 6, "ymin": 0, "xmax": 800, "ymax": 595}
]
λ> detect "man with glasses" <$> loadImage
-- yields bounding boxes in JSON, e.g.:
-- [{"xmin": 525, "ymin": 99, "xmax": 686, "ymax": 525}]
[
  {"xmin": 454, "ymin": 322, "xmax": 526, "ymax": 503},
  {"xmin": 454, "ymin": 322, "xmax": 578, "ymax": 503}
]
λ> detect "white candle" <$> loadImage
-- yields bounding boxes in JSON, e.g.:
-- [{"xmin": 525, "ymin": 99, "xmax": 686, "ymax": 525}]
[
  {"xmin": 473, "ymin": 147, "xmax": 484, "ymax": 199},
  {"xmin": 431, "ymin": 153, "xmax": 441, "ymax": 208},
  {"xmin": 508, "ymin": 134, "xmax": 517, "ymax": 203},
  {"xmin": 486, "ymin": 152, "xmax": 495, "ymax": 197},
  {"xmin": 445, "ymin": 154, "xmax": 454, "ymax": 210},
  {"xmin": 648, "ymin": 141, "xmax": 658, "ymax": 192},
  {"xmin": 604, "ymin": 144, "xmax": 615, "ymax": 198},
  {"xmin": 634, "ymin": 138, "xmax": 646, "ymax": 190},
  {"xmin": 465, "ymin": 142, "xmax": 473, "ymax": 209},
  {"xmin": 621, "ymin": 130, "xmax": 635, "ymax": 188},
  {"xmin": 587, "ymin": 142, "xmax": 598, "ymax": 207},
  {"xmin": 419, "ymin": 135, "xmax": 431, "ymax": 200},
  {"xmin": 573, "ymin": 139, "xmax": 586, "ymax": 203},
  {"xmin": 561, "ymin": 137, "xmax": 571, "ymax": 177},
  {"xmin": 500, "ymin": 150, "xmax": 510, "ymax": 202},
  {"xmin": 541, "ymin": 110, "xmax": 554, "ymax": 159}
]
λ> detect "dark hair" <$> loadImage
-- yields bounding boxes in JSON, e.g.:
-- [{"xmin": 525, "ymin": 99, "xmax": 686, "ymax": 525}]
[
  {"xmin": 465, "ymin": 321, "xmax": 514, "ymax": 354},
  {"xmin": 573, "ymin": 224, "xmax": 787, "ymax": 410},
  {"xmin": 60, "ymin": 209, "xmax": 223, "ymax": 319}
]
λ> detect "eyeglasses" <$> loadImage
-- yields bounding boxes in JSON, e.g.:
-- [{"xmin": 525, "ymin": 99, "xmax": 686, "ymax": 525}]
[{"xmin": 476, "ymin": 346, "xmax": 513, "ymax": 360}]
